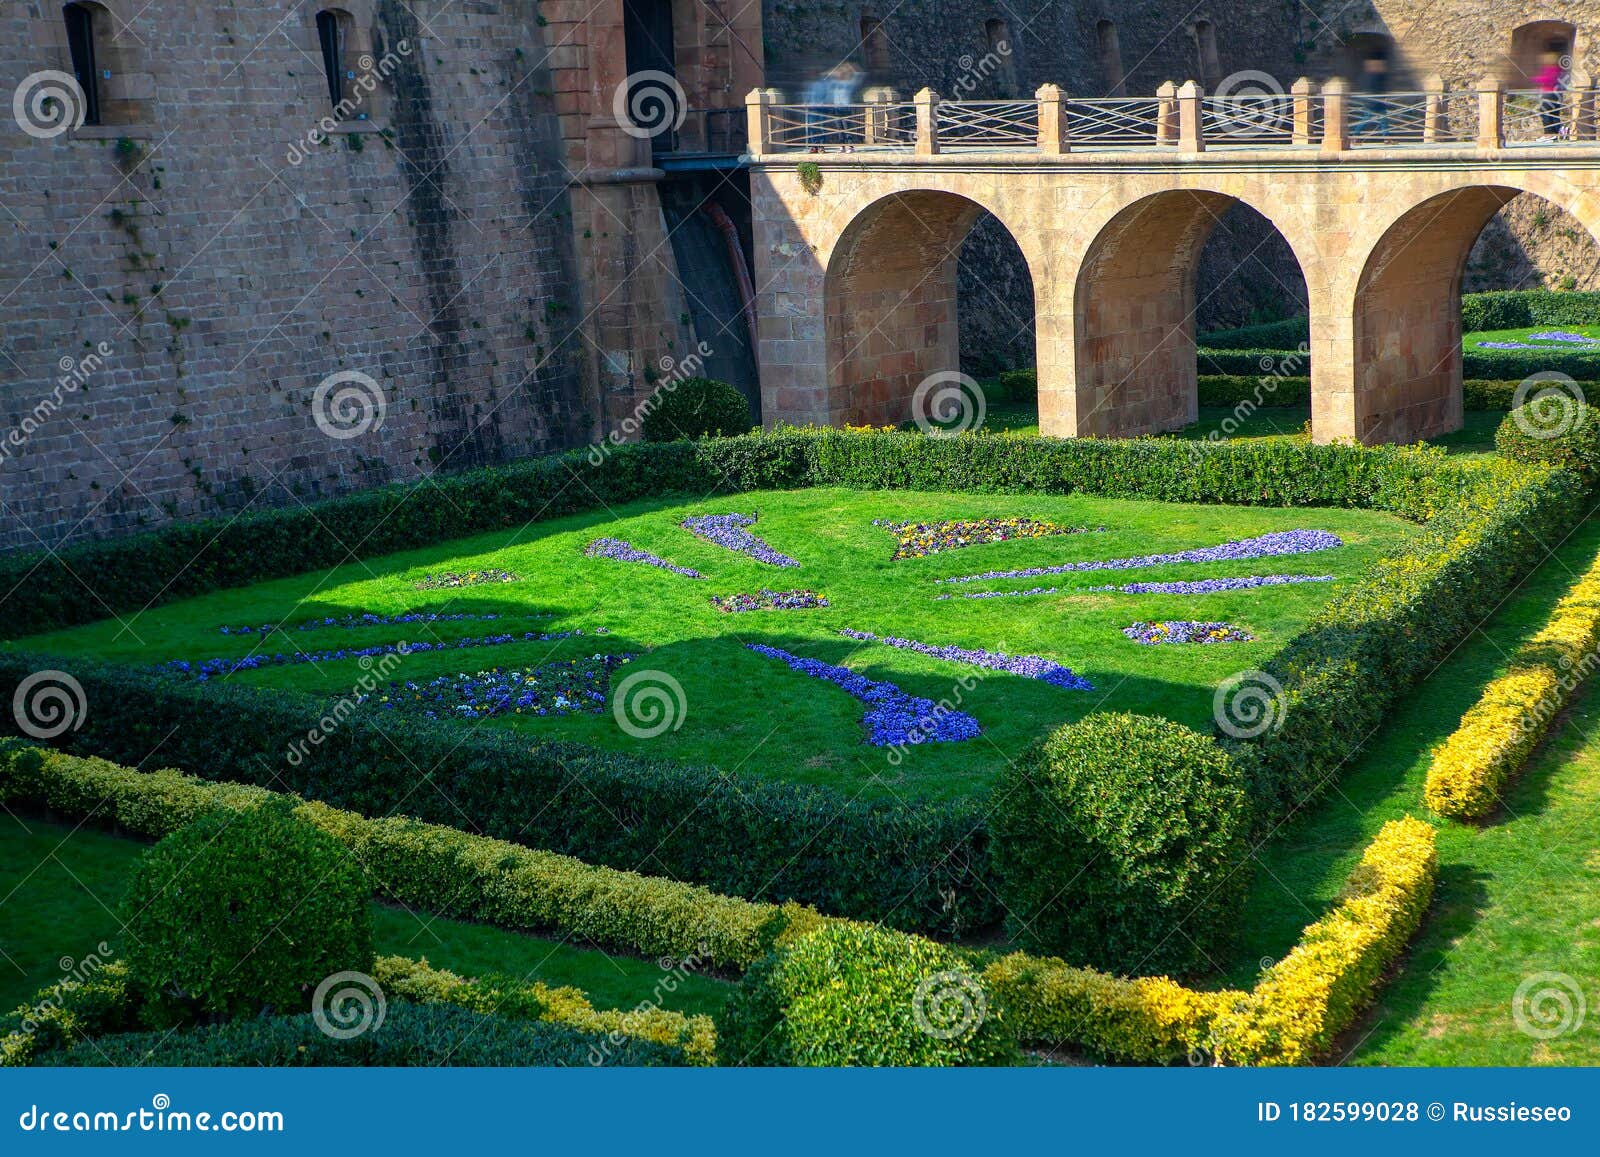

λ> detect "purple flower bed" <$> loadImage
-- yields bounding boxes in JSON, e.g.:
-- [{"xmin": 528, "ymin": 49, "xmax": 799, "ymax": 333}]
[
  {"xmin": 219, "ymin": 611, "xmax": 523, "ymax": 635},
  {"xmin": 412, "ymin": 569, "xmax": 520, "ymax": 590},
  {"xmin": 711, "ymin": 589, "xmax": 829, "ymax": 613},
  {"xmin": 1088, "ymin": 574, "xmax": 1335, "ymax": 595},
  {"xmin": 1122, "ymin": 621, "xmax": 1255, "ymax": 645},
  {"xmin": 584, "ymin": 537, "xmax": 702, "ymax": 578},
  {"xmin": 936, "ymin": 530, "xmax": 1343, "ymax": 585},
  {"xmin": 1529, "ymin": 331, "xmax": 1600, "ymax": 345},
  {"xmin": 745, "ymin": 642, "xmax": 980, "ymax": 746},
  {"xmin": 838, "ymin": 628, "xmax": 1091, "ymax": 690},
  {"xmin": 681, "ymin": 513, "xmax": 799, "ymax": 568},
  {"xmin": 165, "ymin": 629, "xmax": 588, "ymax": 681},
  {"xmin": 360, "ymin": 654, "xmax": 631, "ymax": 720},
  {"xmin": 872, "ymin": 517, "xmax": 1100, "ymax": 560}
]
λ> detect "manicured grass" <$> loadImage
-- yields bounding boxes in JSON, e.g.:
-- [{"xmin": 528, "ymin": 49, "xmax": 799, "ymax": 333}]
[
  {"xmin": 0, "ymin": 815, "xmax": 729, "ymax": 1018},
  {"xmin": 1465, "ymin": 324, "xmax": 1600, "ymax": 351},
  {"xmin": 10, "ymin": 488, "xmax": 1413, "ymax": 802},
  {"xmin": 1220, "ymin": 515, "xmax": 1600, "ymax": 1064}
]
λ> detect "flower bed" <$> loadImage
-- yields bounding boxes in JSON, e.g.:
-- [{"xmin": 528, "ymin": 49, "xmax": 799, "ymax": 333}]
[
  {"xmin": 745, "ymin": 643, "xmax": 980, "ymax": 746},
  {"xmin": 412, "ymin": 569, "xmax": 520, "ymax": 590},
  {"xmin": 872, "ymin": 517, "xmax": 1098, "ymax": 560},
  {"xmin": 584, "ymin": 537, "xmax": 702, "ymax": 578},
  {"xmin": 936, "ymin": 530, "xmax": 1343, "ymax": 585},
  {"xmin": 1122, "ymin": 621, "xmax": 1255, "ymax": 645},
  {"xmin": 681, "ymin": 513, "xmax": 799, "ymax": 567},
  {"xmin": 165, "ymin": 629, "xmax": 587, "ymax": 681},
  {"xmin": 837, "ymin": 628, "xmax": 1092, "ymax": 690},
  {"xmin": 360, "ymin": 655, "xmax": 630, "ymax": 720},
  {"xmin": 219, "ymin": 611, "xmax": 525, "ymax": 635},
  {"xmin": 710, "ymin": 589, "xmax": 828, "ymax": 613},
  {"xmin": 944, "ymin": 574, "xmax": 1334, "ymax": 600}
]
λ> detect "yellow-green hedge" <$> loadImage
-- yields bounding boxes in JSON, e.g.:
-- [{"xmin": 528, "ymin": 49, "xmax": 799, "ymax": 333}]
[
  {"xmin": 1425, "ymin": 553, "xmax": 1600, "ymax": 819},
  {"xmin": 986, "ymin": 818, "xmax": 1437, "ymax": 1065},
  {"xmin": 0, "ymin": 744, "xmax": 817, "ymax": 971},
  {"xmin": 372, "ymin": 956, "xmax": 717, "ymax": 1066}
]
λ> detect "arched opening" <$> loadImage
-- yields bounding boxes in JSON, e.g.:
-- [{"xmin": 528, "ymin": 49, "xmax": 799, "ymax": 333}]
[
  {"xmin": 1352, "ymin": 186, "xmax": 1600, "ymax": 444},
  {"xmin": 315, "ymin": 9, "xmax": 353, "ymax": 112},
  {"xmin": 1508, "ymin": 20, "xmax": 1576, "ymax": 84},
  {"xmin": 62, "ymin": 1, "xmax": 112, "ymax": 125},
  {"xmin": 984, "ymin": 18, "xmax": 1019, "ymax": 98},
  {"xmin": 1073, "ymin": 190, "xmax": 1309, "ymax": 437},
  {"xmin": 860, "ymin": 15, "xmax": 893, "ymax": 78},
  {"xmin": 825, "ymin": 191, "xmax": 1034, "ymax": 427},
  {"xmin": 1096, "ymin": 20, "xmax": 1125, "ymax": 97},
  {"xmin": 1192, "ymin": 20, "xmax": 1221, "ymax": 89}
]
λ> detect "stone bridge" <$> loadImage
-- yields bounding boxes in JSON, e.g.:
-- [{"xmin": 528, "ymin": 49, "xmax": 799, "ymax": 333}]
[{"xmin": 744, "ymin": 78, "xmax": 1600, "ymax": 443}]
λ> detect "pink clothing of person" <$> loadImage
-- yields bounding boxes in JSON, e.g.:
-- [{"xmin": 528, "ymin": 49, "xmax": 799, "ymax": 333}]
[{"xmin": 1534, "ymin": 64, "xmax": 1564, "ymax": 93}]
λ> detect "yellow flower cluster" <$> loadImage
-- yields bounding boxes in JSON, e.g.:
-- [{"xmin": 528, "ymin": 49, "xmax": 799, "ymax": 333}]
[
  {"xmin": 984, "ymin": 818, "xmax": 1437, "ymax": 1066},
  {"xmin": 1425, "ymin": 551, "xmax": 1600, "ymax": 819}
]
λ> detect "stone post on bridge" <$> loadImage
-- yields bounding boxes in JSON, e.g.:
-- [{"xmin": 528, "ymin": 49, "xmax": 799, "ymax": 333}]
[
  {"xmin": 1477, "ymin": 75, "xmax": 1504, "ymax": 149},
  {"xmin": 1036, "ymin": 84, "xmax": 1070, "ymax": 155},
  {"xmin": 862, "ymin": 87, "xmax": 898, "ymax": 146},
  {"xmin": 1177, "ymin": 80, "xmax": 1204, "ymax": 153},
  {"xmin": 1320, "ymin": 77, "xmax": 1349, "ymax": 153},
  {"xmin": 1291, "ymin": 77, "xmax": 1315, "ymax": 145},
  {"xmin": 1570, "ymin": 72, "xmax": 1596, "ymax": 141},
  {"xmin": 1422, "ymin": 75, "xmax": 1447, "ymax": 143},
  {"xmin": 745, "ymin": 88, "xmax": 777, "ymax": 156},
  {"xmin": 913, "ymin": 88, "xmax": 940, "ymax": 155},
  {"xmin": 1156, "ymin": 81, "xmax": 1178, "ymax": 146}
]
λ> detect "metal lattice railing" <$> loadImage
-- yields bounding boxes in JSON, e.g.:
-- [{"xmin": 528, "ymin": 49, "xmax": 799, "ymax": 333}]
[
  {"xmin": 1503, "ymin": 89, "xmax": 1578, "ymax": 145},
  {"xmin": 766, "ymin": 103, "xmax": 873, "ymax": 149},
  {"xmin": 935, "ymin": 100, "xmax": 1039, "ymax": 147},
  {"xmin": 1347, "ymin": 93, "xmax": 1430, "ymax": 145},
  {"xmin": 1063, "ymin": 98, "xmax": 1161, "ymax": 146},
  {"xmin": 1201, "ymin": 95, "xmax": 1297, "ymax": 144}
]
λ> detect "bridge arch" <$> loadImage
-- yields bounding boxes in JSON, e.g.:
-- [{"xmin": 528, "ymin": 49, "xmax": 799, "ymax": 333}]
[
  {"xmin": 1067, "ymin": 189, "xmax": 1313, "ymax": 438},
  {"xmin": 1348, "ymin": 183, "xmax": 1600, "ymax": 444},
  {"xmin": 822, "ymin": 189, "xmax": 1035, "ymax": 427}
]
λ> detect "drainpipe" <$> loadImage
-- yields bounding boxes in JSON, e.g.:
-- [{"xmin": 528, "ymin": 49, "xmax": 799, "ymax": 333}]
[{"xmin": 701, "ymin": 201, "xmax": 759, "ymax": 350}]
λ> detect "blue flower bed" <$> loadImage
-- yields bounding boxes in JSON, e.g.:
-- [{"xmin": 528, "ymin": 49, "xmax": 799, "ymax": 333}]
[
  {"xmin": 837, "ymin": 628, "xmax": 1092, "ymax": 690},
  {"xmin": 1122, "ymin": 621, "xmax": 1255, "ymax": 645},
  {"xmin": 745, "ymin": 642, "xmax": 980, "ymax": 746},
  {"xmin": 359, "ymin": 654, "xmax": 631, "ymax": 719},
  {"xmin": 681, "ymin": 513, "xmax": 799, "ymax": 568},
  {"xmin": 1088, "ymin": 574, "xmax": 1335, "ymax": 595},
  {"xmin": 583, "ymin": 537, "xmax": 702, "ymax": 578},
  {"xmin": 710, "ymin": 589, "xmax": 828, "ymax": 613},
  {"xmin": 165, "ymin": 629, "xmax": 590, "ymax": 681},
  {"xmin": 936, "ymin": 529, "xmax": 1343, "ymax": 585},
  {"xmin": 412, "ymin": 569, "xmax": 520, "ymax": 590}
]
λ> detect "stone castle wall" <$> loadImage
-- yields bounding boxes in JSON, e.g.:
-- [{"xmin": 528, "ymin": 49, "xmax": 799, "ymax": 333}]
[{"xmin": 1, "ymin": 0, "xmax": 588, "ymax": 549}]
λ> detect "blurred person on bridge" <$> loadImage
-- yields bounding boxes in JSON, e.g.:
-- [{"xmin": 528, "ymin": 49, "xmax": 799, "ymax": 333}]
[{"xmin": 803, "ymin": 61, "xmax": 865, "ymax": 151}]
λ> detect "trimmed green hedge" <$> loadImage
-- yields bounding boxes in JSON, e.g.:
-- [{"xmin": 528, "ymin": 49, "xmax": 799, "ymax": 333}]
[
  {"xmin": 1197, "ymin": 375, "xmax": 1311, "ymax": 408},
  {"xmin": 0, "ymin": 744, "xmax": 819, "ymax": 972},
  {"xmin": 1201, "ymin": 291, "xmax": 1600, "ymax": 349},
  {"xmin": 640, "ymin": 376, "xmax": 753, "ymax": 443},
  {"xmin": 34, "ymin": 1002, "xmax": 682, "ymax": 1067},
  {"xmin": 991, "ymin": 713, "xmax": 1253, "ymax": 975},
  {"xmin": 1196, "ymin": 346, "xmax": 1600, "ymax": 382},
  {"xmin": 1495, "ymin": 399, "xmax": 1600, "ymax": 489},
  {"xmin": 1197, "ymin": 317, "xmax": 1310, "ymax": 350}
]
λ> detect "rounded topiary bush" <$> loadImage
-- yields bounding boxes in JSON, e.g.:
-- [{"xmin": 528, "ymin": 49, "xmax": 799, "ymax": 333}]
[
  {"xmin": 639, "ymin": 376, "xmax": 751, "ymax": 442},
  {"xmin": 990, "ymin": 712, "xmax": 1253, "ymax": 976},
  {"xmin": 724, "ymin": 923, "xmax": 1018, "ymax": 1067},
  {"xmin": 120, "ymin": 805, "xmax": 373, "ymax": 1022},
  {"xmin": 1494, "ymin": 388, "xmax": 1600, "ymax": 490}
]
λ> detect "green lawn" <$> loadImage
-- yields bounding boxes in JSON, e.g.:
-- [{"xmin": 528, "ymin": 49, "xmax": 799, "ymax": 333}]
[
  {"xmin": 1220, "ymin": 515, "xmax": 1600, "ymax": 1064},
  {"xmin": 9, "ymin": 488, "xmax": 1413, "ymax": 802},
  {"xmin": 1465, "ymin": 324, "xmax": 1600, "ymax": 352},
  {"xmin": 0, "ymin": 814, "xmax": 729, "ymax": 1018}
]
